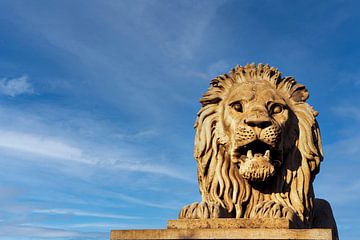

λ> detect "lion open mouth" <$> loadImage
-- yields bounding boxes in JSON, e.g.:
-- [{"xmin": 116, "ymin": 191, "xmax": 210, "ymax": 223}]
[{"xmin": 232, "ymin": 140, "xmax": 282, "ymax": 182}]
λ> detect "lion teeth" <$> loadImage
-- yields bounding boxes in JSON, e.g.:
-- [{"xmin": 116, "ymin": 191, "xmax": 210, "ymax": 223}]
[
  {"xmin": 264, "ymin": 150, "xmax": 270, "ymax": 158},
  {"xmin": 247, "ymin": 150, "xmax": 253, "ymax": 158}
]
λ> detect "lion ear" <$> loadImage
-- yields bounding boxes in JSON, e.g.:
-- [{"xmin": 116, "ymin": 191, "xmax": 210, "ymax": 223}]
[
  {"xmin": 290, "ymin": 84, "xmax": 309, "ymax": 102},
  {"xmin": 280, "ymin": 77, "xmax": 309, "ymax": 103}
]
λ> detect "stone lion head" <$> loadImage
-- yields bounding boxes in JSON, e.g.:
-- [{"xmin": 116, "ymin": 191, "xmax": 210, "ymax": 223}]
[{"xmin": 180, "ymin": 63, "xmax": 323, "ymax": 227}]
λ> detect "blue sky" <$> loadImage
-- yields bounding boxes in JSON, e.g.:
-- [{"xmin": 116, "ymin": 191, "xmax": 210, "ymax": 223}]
[{"xmin": 0, "ymin": 0, "xmax": 359, "ymax": 239}]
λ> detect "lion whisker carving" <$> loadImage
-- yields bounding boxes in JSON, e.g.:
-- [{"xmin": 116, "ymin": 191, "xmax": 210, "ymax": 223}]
[{"xmin": 179, "ymin": 63, "xmax": 338, "ymax": 239}]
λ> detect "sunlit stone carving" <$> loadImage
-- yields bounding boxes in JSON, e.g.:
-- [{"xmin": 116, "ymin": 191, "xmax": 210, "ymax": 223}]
[
  {"xmin": 111, "ymin": 63, "xmax": 338, "ymax": 240},
  {"xmin": 178, "ymin": 64, "xmax": 337, "ymax": 237}
]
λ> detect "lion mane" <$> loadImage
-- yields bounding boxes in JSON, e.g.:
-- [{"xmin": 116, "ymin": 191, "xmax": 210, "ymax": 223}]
[{"xmin": 192, "ymin": 63, "xmax": 323, "ymax": 226}]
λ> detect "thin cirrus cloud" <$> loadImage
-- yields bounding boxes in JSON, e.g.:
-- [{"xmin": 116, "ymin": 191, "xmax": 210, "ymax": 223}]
[
  {"xmin": 0, "ymin": 75, "xmax": 34, "ymax": 97},
  {"xmin": 0, "ymin": 224, "xmax": 106, "ymax": 239},
  {"xmin": 68, "ymin": 222, "xmax": 147, "ymax": 229},
  {"xmin": 0, "ymin": 130, "xmax": 85, "ymax": 163},
  {"xmin": 32, "ymin": 208, "xmax": 143, "ymax": 220},
  {"xmin": 110, "ymin": 192, "xmax": 180, "ymax": 210},
  {"xmin": 0, "ymin": 129, "xmax": 191, "ymax": 181},
  {"xmin": 0, "ymin": 103, "xmax": 194, "ymax": 183},
  {"xmin": 0, "ymin": 225, "xmax": 82, "ymax": 238},
  {"xmin": 332, "ymin": 105, "xmax": 360, "ymax": 122}
]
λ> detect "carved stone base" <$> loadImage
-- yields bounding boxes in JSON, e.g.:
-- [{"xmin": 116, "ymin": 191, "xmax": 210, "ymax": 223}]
[
  {"xmin": 110, "ymin": 219, "xmax": 333, "ymax": 240},
  {"xmin": 168, "ymin": 218, "xmax": 294, "ymax": 229},
  {"xmin": 110, "ymin": 228, "xmax": 332, "ymax": 240}
]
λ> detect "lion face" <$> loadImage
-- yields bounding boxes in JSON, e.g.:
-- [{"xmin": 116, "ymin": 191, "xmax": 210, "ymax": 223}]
[{"xmin": 218, "ymin": 80, "xmax": 292, "ymax": 182}]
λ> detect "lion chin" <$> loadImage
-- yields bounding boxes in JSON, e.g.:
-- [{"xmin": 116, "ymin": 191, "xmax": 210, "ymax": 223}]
[
  {"xmin": 238, "ymin": 150, "xmax": 275, "ymax": 182},
  {"xmin": 178, "ymin": 63, "xmax": 338, "ymax": 240}
]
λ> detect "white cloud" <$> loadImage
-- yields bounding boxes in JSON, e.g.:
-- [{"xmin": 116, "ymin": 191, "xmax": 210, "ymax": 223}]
[
  {"xmin": 0, "ymin": 225, "xmax": 82, "ymax": 238},
  {"xmin": 111, "ymin": 192, "xmax": 179, "ymax": 210},
  {"xmin": 317, "ymin": 135, "xmax": 360, "ymax": 204},
  {"xmin": 115, "ymin": 129, "xmax": 159, "ymax": 140},
  {"xmin": 189, "ymin": 60, "xmax": 231, "ymax": 80},
  {"xmin": 32, "ymin": 208, "xmax": 143, "ymax": 220},
  {"xmin": 109, "ymin": 161, "xmax": 192, "ymax": 182},
  {"xmin": 158, "ymin": 3, "xmax": 222, "ymax": 60},
  {"xmin": 0, "ymin": 75, "xmax": 34, "ymax": 97},
  {"xmin": 0, "ymin": 129, "xmax": 191, "ymax": 181},
  {"xmin": 332, "ymin": 106, "xmax": 360, "ymax": 121},
  {"xmin": 0, "ymin": 130, "xmax": 86, "ymax": 163},
  {"xmin": 0, "ymin": 187, "xmax": 22, "ymax": 201},
  {"xmin": 68, "ymin": 222, "xmax": 147, "ymax": 229},
  {"xmin": 324, "ymin": 135, "xmax": 360, "ymax": 160},
  {"xmin": 316, "ymin": 166, "xmax": 360, "ymax": 204}
]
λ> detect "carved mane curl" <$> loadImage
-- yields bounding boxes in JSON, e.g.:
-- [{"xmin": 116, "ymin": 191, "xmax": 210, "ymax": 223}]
[{"xmin": 194, "ymin": 63, "xmax": 323, "ymax": 226}]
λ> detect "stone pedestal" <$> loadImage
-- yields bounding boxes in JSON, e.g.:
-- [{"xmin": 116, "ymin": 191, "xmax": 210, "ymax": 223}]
[{"xmin": 110, "ymin": 219, "xmax": 333, "ymax": 240}]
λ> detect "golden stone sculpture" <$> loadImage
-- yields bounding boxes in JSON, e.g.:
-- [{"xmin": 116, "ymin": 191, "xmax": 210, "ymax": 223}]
[
  {"xmin": 178, "ymin": 64, "xmax": 337, "ymax": 237},
  {"xmin": 110, "ymin": 63, "xmax": 338, "ymax": 240}
]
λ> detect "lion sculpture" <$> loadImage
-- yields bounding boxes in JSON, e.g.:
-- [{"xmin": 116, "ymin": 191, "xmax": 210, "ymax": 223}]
[{"xmin": 179, "ymin": 63, "xmax": 337, "ymax": 237}]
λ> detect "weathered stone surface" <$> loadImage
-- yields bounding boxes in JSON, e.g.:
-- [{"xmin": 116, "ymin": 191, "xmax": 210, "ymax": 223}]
[
  {"xmin": 177, "ymin": 64, "xmax": 337, "ymax": 239},
  {"xmin": 110, "ymin": 228, "xmax": 332, "ymax": 240},
  {"xmin": 168, "ymin": 218, "xmax": 292, "ymax": 229}
]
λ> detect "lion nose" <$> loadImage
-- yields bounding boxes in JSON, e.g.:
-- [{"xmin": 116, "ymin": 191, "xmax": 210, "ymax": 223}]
[{"xmin": 245, "ymin": 115, "xmax": 272, "ymax": 128}]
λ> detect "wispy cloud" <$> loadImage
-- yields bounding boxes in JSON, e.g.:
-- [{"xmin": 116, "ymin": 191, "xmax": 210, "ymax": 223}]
[
  {"xmin": 107, "ymin": 161, "xmax": 192, "ymax": 182},
  {"xmin": 0, "ymin": 225, "xmax": 82, "ymax": 238},
  {"xmin": 0, "ymin": 129, "xmax": 191, "ymax": 181},
  {"xmin": 115, "ymin": 129, "xmax": 159, "ymax": 141},
  {"xmin": 160, "ymin": 2, "xmax": 225, "ymax": 60},
  {"xmin": 68, "ymin": 222, "xmax": 148, "ymax": 229},
  {"xmin": 111, "ymin": 192, "xmax": 179, "ymax": 210},
  {"xmin": 317, "ymin": 105, "xmax": 360, "ymax": 204},
  {"xmin": 32, "ymin": 208, "xmax": 143, "ymax": 220},
  {"xmin": 0, "ymin": 187, "xmax": 22, "ymax": 200},
  {"xmin": 189, "ymin": 60, "xmax": 231, "ymax": 80},
  {"xmin": 0, "ymin": 130, "xmax": 85, "ymax": 162},
  {"xmin": 332, "ymin": 106, "xmax": 360, "ymax": 121},
  {"xmin": 0, "ymin": 75, "xmax": 34, "ymax": 97},
  {"xmin": 324, "ymin": 135, "xmax": 360, "ymax": 160}
]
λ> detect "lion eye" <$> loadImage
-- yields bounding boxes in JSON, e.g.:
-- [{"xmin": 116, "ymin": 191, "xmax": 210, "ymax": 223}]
[
  {"xmin": 271, "ymin": 104, "xmax": 283, "ymax": 114},
  {"xmin": 231, "ymin": 102, "xmax": 243, "ymax": 112}
]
